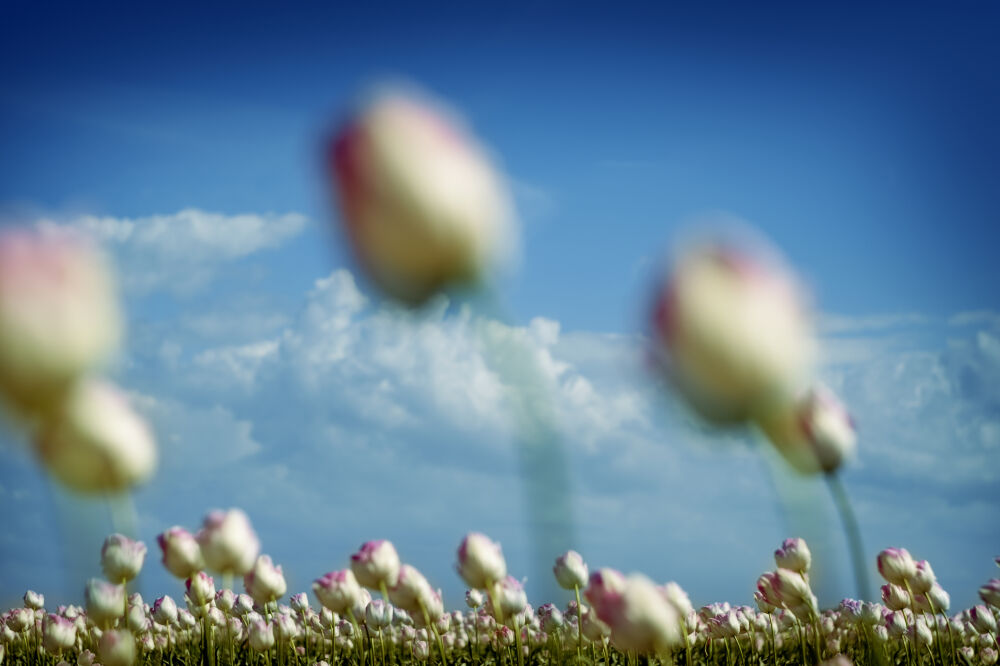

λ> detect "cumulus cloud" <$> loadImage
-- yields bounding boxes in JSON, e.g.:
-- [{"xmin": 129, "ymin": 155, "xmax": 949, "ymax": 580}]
[{"xmin": 37, "ymin": 208, "xmax": 308, "ymax": 295}]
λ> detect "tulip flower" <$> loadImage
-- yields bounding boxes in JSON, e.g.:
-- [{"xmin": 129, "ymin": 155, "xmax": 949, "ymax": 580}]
[
  {"xmin": 34, "ymin": 378, "xmax": 157, "ymax": 493},
  {"xmin": 157, "ymin": 527, "xmax": 205, "ymax": 579},
  {"xmin": 328, "ymin": 89, "xmax": 515, "ymax": 305},
  {"xmin": 553, "ymin": 551, "xmax": 589, "ymax": 591},
  {"xmin": 23, "ymin": 590, "xmax": 44, "ymax": 610},
  {"xmin": 910, "ymin": 560, "xmax": 936, "ymax": 594},
  {"xmin": 101, "ymin": 534, "xmax": 147, "ymax": 583},
  {"xmin": 185, "ymin": 572, "xmax": 215, "ymax": 608},
  {"xmin": 649, "ymin": 239, "xmax": 815, "ymax": 424},
  {"xmin": 389, "ymin": 564, "xmax": 435, "ymax": 614},
  {"xmin": 350, "ymin": 540, "xmax": 401, "ymax": 592},
  {"xmin": 756, "ymin": 384, "xmax": 857, "ymax": 474},
  {"xmin": 244, "ymin": 555, "xmax": 287, "ymax": 606},
  {"xmin": 456, "ymin": 533, "xmax": 507, "ymax": 590},
  {"xmin": 313, "ymin": 570, "xmax": 364, "ymax": 616},
  {"xmin": 497, "ymin": 576, "xmax": 527, "ymax": 619},
  {"xmin": 151, "ymin": 595, "xmax": 178, "ymax": 625},
  {"xmin": 197, "ymin": 509, "xmax": 260, "ymax": 576},
  {"xmin": 589, "ymin": 573, "xmax": 683, "ymax": 655},
  {"xmin": 0, "ymin": 228, "xmax": 122, "ymax": 413},
  {"xmin": 85, "ymin": 579, "xmax": 126, "ymax": 628},
  {"xmin": 98, "ymin": 629, "xmax": 136, "ymax": 666},
  {"xmin": 877, "ymin": 548, "xmax": 917, "ymax": 586},
  {"xmin": 365, "ymin": 599, "xmax": 393, "ymax": 630},
  {"xmin": 42, "ymin": 614, "xmax": 76, "ymax": 654},
  {"xmin": 980, "ymin": 579, "xmax": 1000, "ymax": 608},
  {"xmin": 248, "ymin": 620, "xmax": 275, "ymax": 652},
  {"xmin": 774, "ymin": 538, "xmax": 812, "ymax": 575},
  {"xmin": 465, "ymin": 589, "xmax": 483, "ymax": 609}
]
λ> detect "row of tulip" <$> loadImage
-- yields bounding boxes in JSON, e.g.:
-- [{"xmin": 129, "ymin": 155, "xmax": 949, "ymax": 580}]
[{"xmin": 2, "ymin": 512, "xmax": 998, "ymax": 666}]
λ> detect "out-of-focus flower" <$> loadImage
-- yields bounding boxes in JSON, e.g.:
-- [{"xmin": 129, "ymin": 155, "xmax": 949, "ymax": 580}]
[
  {"xmin": 77, "ymin": 649, "xmax": 96, "ymax": 666},
  {"xmin": 101, "ymin": 534, "xmax": 147, "ymax": 583},
  {"xmin": 98, "ymin": 629, "xmax": 135, "ymax": 666},
  {"xmin": 0, "ymin": 229, "xmax": 122, "ymax": 412},
  {"xmin": 365, "ymin": 600, "xmax": 393, "ymax": 629},
  {"xmin": 660, "ymin": 582, "xmax": 694, "ymax": 618},
  {"xmin": 24, "ymin": 590, "xmax": 44, "ymax": 610},
  {"xmin": 328, "ymin": 88, "xmax": 515, "ymax": 305},
  {"xmin": 313, "ymin": 570, "xmax": 364, "ymax": 615},
  {"xmin": 157, "ymin": 527, "xmax": 205, "ymax": 579},
  {"xmin": 980, "ymin": 579, "xmax": 1000, "ymax": 608},
  {"xmin": 590, "ymin": 573, "xmax": 682, "ymax": 655},
  {"xmin": 649, "ymin": 238, "xmax": 815, "ymax": 424},
  {"xmin": 970, "ymin": 605, "xmax": 998, "ymax": 634},
  {"xmin": 774, "ymin": 538, "xmax": 812, "ymax": 574},
  {"xmin": 465, "ymin": 589, "xmax": 483, "ymax": 608},
  {"xmin": 273, "ymin": 614, "xmax": 300, "ymax": 641},
  {"xmin": 34, "ymin": 379, "xmax": 157, "ymax": 493},
  {"xmin": 756, "ymin": 385, "xmax": 856, "ymax": 474},
  {"xmin": 498, "ymin": 576, "xmax": 527, "ymax": 618},
  {"xmin": 197, "ymin": 509, "xmax": 260, "ymax": 576},
  {"xmin": 185, "ymin": 572, "xmax": 215, "ymax": 608},
  {"xmin": 877, "ymin": 548, "xmax": 917, "ymax": 586},
  {"xmin": 389, "ymin": 564, "xmax": 434, "ymax": 614},
  {"xmin": 983, "ymin": 648, "xmax": 999, "ymax": 666},
  {"xmin": 413, "ymin": 639, "xmax": 431, "ymax": 661},
  {"xmin": 215, "ymin": 588, "xmax": 236, "ymax": 614},
  {"xmin": 244, "ymin": 555, "xmax": 287, "ymax": 606},
  {"xmin": 85, "ymin": 579, "xmax": 125, "ymax": 628},
  {"xmin": 235, "ymin": 593, "xmax": 255, "ymax": 616},
  {"xmin": 585, "ymin": 569, "xmax": 627, "ymax": 612},
  {"xmin": 350, "ymin": 540, "xmax": 401, "ymax": 590},
  {"xmin": 289, "ymin": 593, "xmax": 309, "ymax": 614},
  {"xmin": 910, "ymin": 560, "xmax": 936, "ymax": 594},
  {"xmin": 881, "ymin": 584, "xmax": 910, "ymax": 611},
  {"xmin": 42, "ymin": 614, "xmax": 76, "ymax": 653},
  {"xmin": 249, "ymin": 620, "xmax": 275, "ymax": 652},
  {"xmin": 456, "ymin": 533, "xmax": 506, "ymax": 589},
  {"xmin": 7, "ymin": 608, "xmax": 33, "ymax": 632},
  {"xmin": 152, "ymin": 596, "xmax": 177, "ymax": 625},
  {"xmin": 553, "ymin": 551, "xmax": 589, "ymax": 590}
]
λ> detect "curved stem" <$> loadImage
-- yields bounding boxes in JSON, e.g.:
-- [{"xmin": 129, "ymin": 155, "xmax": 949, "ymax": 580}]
[
  {"xmin": 825, "ymin": 472, "xmax": 870, "ymax": 600},
  {"xmin": 574, "ymin": 585, "xmax": 584, "ymax": 660}
]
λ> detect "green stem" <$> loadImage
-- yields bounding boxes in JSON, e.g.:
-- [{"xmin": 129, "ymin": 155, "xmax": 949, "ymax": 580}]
[
  {"xmin": 574, "ymin": 585, "xmax": 584, "ymax": 660},
  {"xmin": 825, "ymin": 472, "xmax": 870, "ymax": 600}
]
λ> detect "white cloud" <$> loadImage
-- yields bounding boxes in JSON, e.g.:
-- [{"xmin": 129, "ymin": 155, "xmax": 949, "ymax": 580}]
[{"xmin": 37, "ymin": 208, "xmax": 308, "ymax": 295}]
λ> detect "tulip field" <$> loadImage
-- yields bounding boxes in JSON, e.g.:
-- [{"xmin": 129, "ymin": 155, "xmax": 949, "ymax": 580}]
[{"xmin": 1, "ymin": 522, "xmax": 998, "ymax": 666}]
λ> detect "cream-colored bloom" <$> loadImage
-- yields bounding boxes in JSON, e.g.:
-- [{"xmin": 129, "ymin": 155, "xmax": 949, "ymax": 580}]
[
  {"xmin": 330, "ymin": 89, "xmax": 515, "ymax": 304},
  {"xmin": 34, "ymin": 379, "xmax": 157, "ymax": 493}
]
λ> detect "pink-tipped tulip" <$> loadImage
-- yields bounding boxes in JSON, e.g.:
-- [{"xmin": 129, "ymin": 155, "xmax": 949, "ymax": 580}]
[
  {"xmin": 248, "ymin": 620, "xmax": 275, "ymax": 652},
  {"xmin": 585, "ymin": 568, "xmax": 627, "ymax": 611},
  {"xmin": 389, "ymin": 564, "xmax": 434, "ymax": 614},
  {"xmin": 244, "ymin": 555, "xmax": 287, "ymax": 606},
  {"xmin": 98, "ymin": 629, "xmax": 135, "ymax": 666},
  {"xmin": 457, "ymin": 533, "xmax": 507, "ymax": 590},
  {"xmin": 911, "ymin": 560, "xmax": 936, "ymax": 594},
  {"xmin": 313, "ymin": 570, "xmax": 364, "ymax": 615},
  {"xmin": 877, "ymin": 548, "xmax": 917, "ymax": 585},
  {"xmin": 101, "ymin": 534, "xmax": 147, "ymax": 583},
  {"xmin": 185, "ymin": 572, "xmax": 216, "ymax": 607},
  {"xmin": 157, "ymin": 527, "xmax": 205, "ymax": 579},
  {"xmin": 23, "ymin": 590, "xmax": 44, "ymax": 610},
  {"xmin": 650, "ymin": 239, "xmax": 815, "ymax": 424},
  {"xmin": 774, "ymin": 538, "xmax": 812, "ymax": 574},
  {"xmin": 85, "ymin": 579, "xmax": 125, "ymax": 628},
  {"xmin": 34, "ymin": 378, "xmax": 157, "ymax": 493},
  {"xmin": 328, "ymin": 89, "xmax": 514, "ymax": 305},
  {"xmin": 757, "ymin": 384, "xmax": 856, "ymax": 474},
  {"xmin": 553, "ymin": 551, "xmax": 589, "ymax": 590},
  {"xmin": 980, "ymin": 579, "xmax": 1000, "ymax": 608},
  {"xmin": 42, "ymin": 614, "xmax": 76, "ymax": 653},
  {"xmin": 590, "ymin": 573, "xmax": 682, "ymax": 655},
  {"xmin": 197, "ymin": 509, "xmax": 260, "ymax": 576},
  {"xmin": 0, "ymin": 228, "xmax": 122, "ymax": 412},
  {"xmin": 151, "ymin": 596, "xmax": 177, "ymax": 625},
  {"xmin": 350, "ymin": 540, "xmax": 401, "ymax": 590}
]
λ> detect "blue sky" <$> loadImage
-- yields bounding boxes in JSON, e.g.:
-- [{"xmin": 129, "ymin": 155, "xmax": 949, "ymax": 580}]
[{"xmin": 1, "ymin": 2, "xmax": 998, "ymax": 613}]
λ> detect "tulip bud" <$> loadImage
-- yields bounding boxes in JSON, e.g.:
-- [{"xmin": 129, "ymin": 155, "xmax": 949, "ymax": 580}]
[
  {"xmin": 350, "ymin": 540, "xmax": 401, "ymax": 590},
  {"xmin": 248, "ymin": 620, "xmax": 275, "ymax": 652},
  {"xmin": 85, "ymin": 579, "xmax": 125, "ymax": 628},
  {"xmin": 983, "ymin": 648, "xmax": 999, "ymax": 666},
  {"xmin": 101, "ymin": 534, "xmax": 147, "ymax": 583},
  {"xmin": 927, "ymin": 583, "xmax": 950, "ymax": 613},
  {"xmin": 881, "ymin": 583, "xmax": 910, "ymax": 611},
  {"xmin": 456, "ymin": 533, "xmax": 507, "ymax": 590},
  {"xmin": 35, "ymin": 379, "xmax": 157, "ymax": 493},
  {"xmin": 126, "ymin": 603, "xmax": 150, "ymax": 634},
  {"xmin": 591, "ymin": 573, "xmax": 683, "ymax": 655},
  {"xmin": 42, "ymin": 614, "xmax": 76, "ymax": 654},
  {"xmin": 98, "ymin": 629, "xmax": 135, "ymax": 666},
  {"xmin": 244, "ymin": 555, "xmax": 287, "ymax": 606},
  {"xmin": 215, "ymin": 588, "xmax": 236, "ymax": 614},
  {"xmin": 774, "ymin": 538, "xmax": 812, "ymax": 574},
  {"xmin": 328, "ymin": 89, "xmax": 514, "ymax": 305},
  {"xmin": 970, "ymin": 605, "xmax": 997, "ymax": 634},
  {"xmin": 0, "ymin": 229, "xmax": 122, "ymax": 412},
  {"xmin": 465, "ymin": 589, "xmax": 484, "ymax": 608},
  {"xmin": 24, "ymin": 590, "xmax": 44, "ymax": 610},
  {"xmin": 235, "ymin": 593, "xmax": 255, "ymax": 615},
  {"xmin": 186, "ymin": 572, "xmax": 216, "ymax": 608},
  {"xmin": 389, "ymin": 564, "xmax": 434, "ymax": 614},
  {"xmin": 585, "ymin": 568, "xmax": 627, "ymax": 612},
  {"xmin": 77, "ymin": 649, "xmax": 96, "ymax": 666},
  {"xmin": 553, "ymin": 551, "xmax": 589, "ymax": 591},
  {"xmin": 498, "ymin": 577, "xmax": 527, "ymax": 618},
  {"xmin": 313, "ymin": 570, "xmax": 364, "ymax": 615},
  {"xmin": 157, "ymin": 527, "xmax": 205, "ymax": 580},
  {"xmin": 649, "ymin": 239, "xmax": 815, "ymax": 424},
  {"xmin": 152, "ymin": 596, "xmax": 178, "ymax": 625},
  {"xmin": 978, "ymin": 579, "xmax": 1000, "ymax": 608},
  {"xmin": 273, "ymin": 613, "xmax": 300, "ymax": 641},
  {"xmin": 197, "ymin": 509, "xmax": 260, "ymax": 576},
  {"xmin": 582, "ymin": 609, "xmax": 612, "ymax": 641},
  {"xmin": 413, "ymin": 639, "xmax": 431, "ymax": 660},
  {"xmin": 911, "ymin": 560, "xmax": 936, "ymax": 595},
  {"xmin": 365, "ymin": 600, "xmax": 393, "ymax": 630},
  {"xmin": 877, "ymin": 548, "xmax": 917, "ymax": 586}
]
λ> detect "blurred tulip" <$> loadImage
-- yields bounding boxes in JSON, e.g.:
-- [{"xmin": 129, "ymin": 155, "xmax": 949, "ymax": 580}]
[
  {"xmin": 85, "ymin": 579, "xmax": 125, "ymax": 628},
  {"xmin": 465, "ymin": 589, "xmax": 483, "ymax": 608},
  {"xmin": 650, "ymin": 239, "xmax": 815, "ymax": 424},
  {"xmin": 23, "ymin": 591, "xmax": 44, "ymax": 610},
  {"xmin": 0, "ymin": 228, "xmax": 121, "ymax": 412},
  {"xmin": 365, "ymin": 599, "xmax": 393, "ymax": 629},
  {"xmin": 151, "ymin": 595, "xmax": 177, "ymax": 625},
  {"xmin": 498, "ymin": 576, "xmax": 527, "ymax": 618},
  {"xmin": 980, "ymin": 579, "xmax": 1000, "ymax": 608},
  {"xmin": 350, "ymin": 540, "xmax": 401, "ymax": 591},
  {"xmin": 42, "ymin": 614, "xmax": 76, "ymax": 653},
  {"xmin": 197, "ymin": 509, "xmax": 260, "ymax": 576},
  {"xmin": 456, "ymin": 533, "xmax": 507, "ymax": 590},
  {"xmin": 389, "ymin": 564, "xmax": 433, "ymax": 614},
  {"xmin": 774, "ymin": 538, "xmax": 812, "ymax": 574},
  {"xmin": 313, "ymin": 570, "xmax": 364, "ymax": 615},
  {"xmin": 553, "ymin": 551, "xmax": 588, "ymax": 591},
  {"xmin": 157, "ymin": 527, "xmax": 205, "ymax": 579},
  {"xmin": 248, "ymin": 620, "xmax": 275, "ymax": 652},
  {"xmin": 185, "ymin": 572, "xmax": 215, "ymax": 608},
  {"xmin": 34, "ymin": 379, "xmax": 157, "ymax": 493},
  {"xmin": 328, "ymin": 89, "xmax": 514, "ymax": 304},
  {"xmin": 101, "ymin": 534, "xmax": 147, "ymax": 583},
  {"xmin": 591, "ymin": 573, "xmax": 682, "ymax": 655},
  {"xmin": 877, "ymin": 548, "xmax": 917, "ymax": 586},
  {"xmin": 98, "ymin": 629, "xmax": 135, "ymax": 666},
  {"xmin": 244, "ymin": 555, "xmax": 287, "ymax": 606},
  {"xmin": 757, "ymin": 384, "xmax": 856, "ymax": 474}
]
